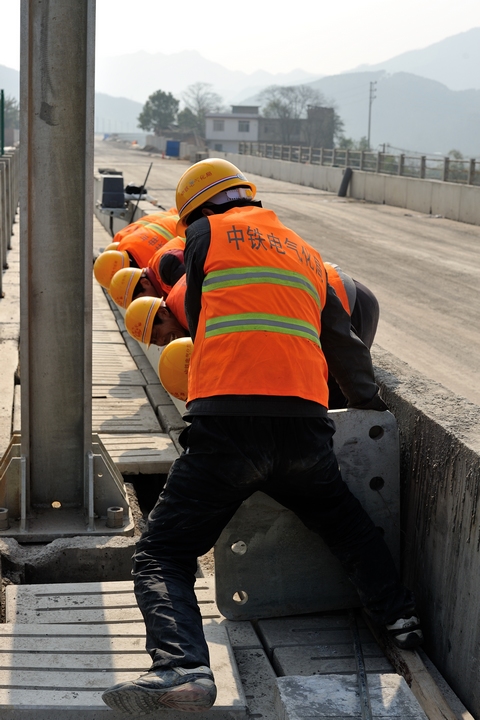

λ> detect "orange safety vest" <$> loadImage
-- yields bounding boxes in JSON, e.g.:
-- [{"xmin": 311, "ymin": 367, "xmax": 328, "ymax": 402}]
[
  {"xmin": 147, "ymin": 236, "xmax": 186, "ymax": 297},
  {"xmin": 165, "ymin": 274, "xmax": 188, "ymax": 330},
  {"xmin": 117, "ymin": 214, "xmax": 180, "ymax": 268},
  {"xmin": 188, "ymin": 206, "xmax": 330, "ymax": 406},
  {"xmin": 113, "ymin": 208, "xmax": 178, "ymax": 244},
  {"xmin": 324, "ymin": 262, "xmax": 354, "ymax": 314}
]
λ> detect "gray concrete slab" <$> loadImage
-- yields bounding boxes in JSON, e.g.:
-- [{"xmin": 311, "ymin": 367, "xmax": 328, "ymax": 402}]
[
  {"xmin": 275, "ymin": 673, "xmax": 428, "ymax": 719},
  {"xmin": 92, "ymin": 395, "xmax": 161, "ymax": 434},
  {"xmin": 92, "ymin": 329, "xmax": 126, "ymax": 343},
  {"xmin": 0, "ymin": 621, "xmax": 246, "ymax": 720},
  {"xmin": 6, "ymin": 578, "xmax": 221, "ymax": 624},
  {"xmin": 273, "ymin": 645, "xmax": 394, "ymax": 675},
  {"xmin": 257, "ymin": 615, "xmax": 375, "ymax": 652},
  {"xmin": 99, "ymin": 433, "xmax": 178, "ymax": 474},
  {"xmin": 233, "ymin": 647, "xmax": 279, "ymax": 720}
]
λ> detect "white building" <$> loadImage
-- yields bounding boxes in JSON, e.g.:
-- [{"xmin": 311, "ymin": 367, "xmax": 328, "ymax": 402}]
[{"xmin": 205, "ymin": 106, "xmax": 259, "ymax": 153}]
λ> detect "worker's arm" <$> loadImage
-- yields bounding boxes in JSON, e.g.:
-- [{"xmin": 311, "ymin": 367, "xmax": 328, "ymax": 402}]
[
  {"xmin": 321, "ymin": 282, "xmax": 386, "ymax": 410},
  {"xmin": 183, "ymin": 217, "xmax": 211, "ymax": 341}
]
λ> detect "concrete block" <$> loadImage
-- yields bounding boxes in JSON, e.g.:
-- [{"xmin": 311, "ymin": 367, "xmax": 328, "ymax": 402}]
[
  {"xmin": 157, "ymin": 403, "xmax": 187, "ymax": 433},
  {"xmin": 142, "ymin": 363, "xmax": 162, "ymax": 385},
  {"xmin": 405, "ymin": 177, "xmax": 432, "ymax": 214},
  {"xmin": 145, "ymin": 382, "xmax": 176, "ymax": 408},
  {"xmin": 364, "ymin": 172, "xmax": 387, "ymax": 204},
  {"xmin": 300, "ymin": 163, "xmax": 315, "ymax": 187},
  {"xmin": 233, "ymin": 647, "xmax": 279, "ymax": 720},
  {"xmin": 431, "ymin": 180, "xmax": 461, "ymax": 221},
  {"xmin": 326, "ymin": 167, "xmax": 344, "ymax": 193},
  {"xmin": 134, "ymin": 353, "xmax": 154, "ymax": 371},
  {"xmin": 349, "ymin": 169, "xmax": 366, "ymax": 199},
  {"xmin": 273, "ymin": 644, "xmax": 393, "ymax": 675},
  {"xmin": 274, "ymin": 673, "xmax": 428, "ymax": 719},
  {"xmin": 384, "ymin": 175, "xmax": 409, "ymax": 209},
  {"xmin": 257, "ymin": 614, "xmax": 373, "ymax": 651},
  {"xmin": 0, "ymin": 536, "xmax": 138, "ymax": 585},
  {"xmin": 458, "ymin": 184, "xmax": 480, "ymax": 225},
  {"xmin": 215, "ymin": 409, "xmax": 400, "ymax": 620},
  {"xmin": 222, "ymin": 620, "xmax": 263, "ymax": 649},
  {"xmin": 0, "ymin": 621, "xmax": 246, "ymax": 720},
  {"xmin": 121, "ymin": 331, "xmax": 146, "ymax": 356}
]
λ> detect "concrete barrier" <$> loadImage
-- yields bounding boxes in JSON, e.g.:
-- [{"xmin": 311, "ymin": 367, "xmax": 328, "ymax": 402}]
[
  {"xmin": 218, "ymin": 152, "xmax": 480, "ymax": 227},
  {"xmin": 372, "ymin": 345, "xmax": 480, "ymax": 718}
]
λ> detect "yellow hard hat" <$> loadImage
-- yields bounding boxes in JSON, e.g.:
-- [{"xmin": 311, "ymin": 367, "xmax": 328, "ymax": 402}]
[
  {"xmin": 175, "ymin": 158, "xmax": 256, "ymax": 232},
  {"xmin": 109, "ymin": 267, "xmax": 143, "ymax": 308},
  {"xmin": 158, "ymin": 337, "xmax": 193, "ymax": 401},
  {"xmin": 93, "ymin": 250, "xmax": 130, "ymax": 289},
  {"xmin": 124, "ymin": 296, "xmax": 162, "ymax": 347},
  {"xmin": 104, "ymin": 241, "xmax": 120, "ymax": 251}
]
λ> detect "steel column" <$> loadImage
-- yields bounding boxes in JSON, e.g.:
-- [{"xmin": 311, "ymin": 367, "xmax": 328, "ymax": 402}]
[{"xmin": 20, "ymin": 0, "xmax": 94, "ymax": 513}]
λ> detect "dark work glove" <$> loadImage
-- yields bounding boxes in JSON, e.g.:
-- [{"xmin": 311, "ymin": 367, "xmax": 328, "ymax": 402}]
[{"xmin": 352, "ymin": 394, "xmax": 388, "ymax": 411}]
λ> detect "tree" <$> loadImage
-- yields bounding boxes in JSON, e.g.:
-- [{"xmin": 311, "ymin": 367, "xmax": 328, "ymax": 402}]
[
  {"xmin": 181, "ymin": 83, "xmax": 224, "ymax": 140},
  {"xmin": 257, "ymin": 84, "xmax": 343, "ymax": 147},
  {"xmin": 3, "ymin": 95, "xmax": 19, "ymax": 129},
  {"xmin": 137, "ymin": 90, "xmax": 179, "ymax": 135}
]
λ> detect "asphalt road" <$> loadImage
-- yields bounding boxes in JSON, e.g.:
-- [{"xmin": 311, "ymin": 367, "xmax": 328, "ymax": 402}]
[{"xmin": 95, "ymin": 139, "xmax": 480, "ymax": 407}]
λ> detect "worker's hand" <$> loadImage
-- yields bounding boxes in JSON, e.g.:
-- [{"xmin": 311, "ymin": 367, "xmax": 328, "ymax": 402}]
[{"xmin": 352, "ymin": 394, "xmax": 388, "ymax": 411}]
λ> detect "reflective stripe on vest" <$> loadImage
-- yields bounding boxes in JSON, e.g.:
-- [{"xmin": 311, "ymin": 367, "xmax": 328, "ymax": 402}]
[
  {"xmin": 205, "ymin": 312, "xmax": 321, "ymax": 346},
  {"xmin": 203, "ymin": 267, "xmax": 321, "ymax": 307}
]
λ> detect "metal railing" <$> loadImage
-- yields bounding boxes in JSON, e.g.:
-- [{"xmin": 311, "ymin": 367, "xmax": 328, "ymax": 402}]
[
  {"xmin": 0, "ymin": 146, "xmax": 20, "ymax": 296},
  {"xmin": 238, "ymin": 143, "xmax": 480, "ymax": 186}
]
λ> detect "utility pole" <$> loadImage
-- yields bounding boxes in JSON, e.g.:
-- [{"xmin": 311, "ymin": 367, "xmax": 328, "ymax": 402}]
[{"xmin": 367, "ymin": 81, "xmax": 377, "ymax": 151}]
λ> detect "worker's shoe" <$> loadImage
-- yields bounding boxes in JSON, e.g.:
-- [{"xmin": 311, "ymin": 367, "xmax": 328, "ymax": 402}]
[
  {"xmin": 386, "ymin": 615, "xmax": 423, "ymax": 649},
  {"xmin": 101, "ymin": 665, "xmax": 216, "ymax": 715}
]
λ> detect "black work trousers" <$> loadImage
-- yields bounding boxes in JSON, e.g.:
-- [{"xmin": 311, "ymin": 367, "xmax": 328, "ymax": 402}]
[{"xmin": 133, "ymin": 414, "xmax": 414, "ymax": 670}]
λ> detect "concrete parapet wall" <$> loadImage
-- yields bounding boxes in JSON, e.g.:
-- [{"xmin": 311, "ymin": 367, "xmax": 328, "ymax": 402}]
[
  {"xmin": 372, "ymin": 345, "xmax": 480, "ymax": 718},
  {"xmin": 219, "ymin": 152, "xmax": 480, "ymax": 226}
]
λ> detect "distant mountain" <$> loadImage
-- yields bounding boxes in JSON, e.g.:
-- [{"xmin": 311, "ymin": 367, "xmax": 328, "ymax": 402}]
[
  {"xmin": 350, "ymin": 27, "xmax": 480, "ymax": 91},
  {"xmin": 94, "ymin": 93, "xmax": 143, "ymax": 134},
  {"xmin": 95, "ymin": 50, "xmax": 322, "ymax": 105},
  {"xmin": 306, "ymin": 71, "xmax": 480, "ymax": 156},
  {"xmin": 0, "ymin": 64, "xmax": 20, "ymax": 99}
]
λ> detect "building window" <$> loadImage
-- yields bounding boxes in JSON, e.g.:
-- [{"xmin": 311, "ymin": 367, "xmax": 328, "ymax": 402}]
[
  {"xmin": 214, "ymin": 144, "xmax": 223, "ymax": 151},
  {"xmin": 238, "ymin": 120, "xmax": 250, "ymax": 132},
  {"xmin": 213, "ymin": 120, "xmax": 224, "ymax": 132}
]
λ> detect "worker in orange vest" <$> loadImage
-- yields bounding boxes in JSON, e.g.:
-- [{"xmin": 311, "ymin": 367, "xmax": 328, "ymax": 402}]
[
  {"xmin": 93, "ymin": 214, "xmax": 183, "ymax": 288},
  {"xmin": 324, "ymin": 262, "xmax": 379, "ymax": 409},
  {"xmin": 108, "ymin": 237, "xmax": 186, "ymax": 308},
  {"xmin": 102, "ymin": 158, "xmax": 422, "ymax": 717},
  {"xmin": 112, "ymin": 207, "xmax": 178, "ymax": 244}
]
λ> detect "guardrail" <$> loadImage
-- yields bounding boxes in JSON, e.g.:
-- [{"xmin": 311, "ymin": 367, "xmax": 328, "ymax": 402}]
[
  {"xmin": 0, "ymin": 146, "xmax": 20, "ymax": 296},
  {"xmin": 238, "ymin": 143, "xmax": 480, "ymax": 187}
]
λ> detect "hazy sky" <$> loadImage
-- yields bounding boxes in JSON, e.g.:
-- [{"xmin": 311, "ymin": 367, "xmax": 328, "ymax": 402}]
[{"xmin": 2, "ymin": 0, "xmax": 480, "ymax": 75}]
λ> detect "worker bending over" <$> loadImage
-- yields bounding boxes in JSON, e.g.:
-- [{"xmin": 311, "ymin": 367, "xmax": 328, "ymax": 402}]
[{"xmin": 102, "ymin": 158, "xmax": 422, "ymax": 717}]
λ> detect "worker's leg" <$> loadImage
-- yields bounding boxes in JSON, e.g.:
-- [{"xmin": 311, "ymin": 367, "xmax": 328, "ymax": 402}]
[
  {"xmin": 265, "ymin": 416, "xmax": 415, "ymax": 625},
  {"xmin": 132, "ymin": 415, "xmax": 273, "ymax": 670}
]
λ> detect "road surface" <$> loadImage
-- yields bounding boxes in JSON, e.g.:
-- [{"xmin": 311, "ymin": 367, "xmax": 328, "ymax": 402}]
[{"xmin": 94, "ymin": 139, "xmax": 480, "ymax": 407}]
